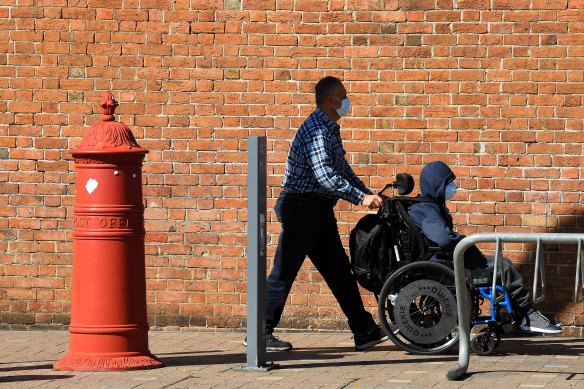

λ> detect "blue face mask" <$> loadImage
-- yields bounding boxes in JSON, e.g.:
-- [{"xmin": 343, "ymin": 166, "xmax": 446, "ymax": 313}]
[
  {"xmin": 445, "ymin": 181, "xmax": 457, "ymax": 200},
  {"xmin": 332, "ymin": 96, "xmax": 350, "ymax": 118}
]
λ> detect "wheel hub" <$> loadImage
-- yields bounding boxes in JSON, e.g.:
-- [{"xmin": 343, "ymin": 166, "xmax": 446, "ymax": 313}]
[{"xmin": 394, "ymin": 279, "xmax": 458, "ymax": 344}]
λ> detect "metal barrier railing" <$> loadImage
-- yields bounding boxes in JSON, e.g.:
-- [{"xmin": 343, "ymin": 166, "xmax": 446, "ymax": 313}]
[{"xmin": 447, "ymin": 232, "xmax": 584, "ymax": 381}]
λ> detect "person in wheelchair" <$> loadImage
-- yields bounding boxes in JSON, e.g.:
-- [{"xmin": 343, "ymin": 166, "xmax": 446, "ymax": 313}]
[{"xmin": 407, "ymin": 161, "xmax": 562, "ymax": 334}]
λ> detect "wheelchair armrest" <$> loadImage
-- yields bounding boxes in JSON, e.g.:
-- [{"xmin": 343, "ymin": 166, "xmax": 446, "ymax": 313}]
[
  {"xmin": 426, "ymin": 247, "xmax": 453, "ymax": 262},
  {"xmin": 467, "ymin": 268, "xmax": 493, "ymax": 287},
  {"xmin": 427, "ymin": 247, "xmax": 450, "ymax": 253}
]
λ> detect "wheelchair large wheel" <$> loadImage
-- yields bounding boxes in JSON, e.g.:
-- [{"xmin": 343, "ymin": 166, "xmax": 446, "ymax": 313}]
[{"xmin": 378, "ymin": 262, "xmax": 464, "ymax": 354}]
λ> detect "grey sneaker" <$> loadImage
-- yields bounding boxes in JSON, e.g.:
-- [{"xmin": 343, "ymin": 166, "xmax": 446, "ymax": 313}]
[
  {"xmin": 519, "ymin": 310, "xmax": 563, "ymax": 334},
  {"xmin": 243, "ymin": 333, "xmax": 293, "ymax": 351},
  {"xmin": 354, "ymin": 326, "xmax": 389, "ymax": 351}
]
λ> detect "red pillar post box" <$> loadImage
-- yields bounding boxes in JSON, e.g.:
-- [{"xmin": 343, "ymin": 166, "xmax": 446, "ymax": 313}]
[{"xmin": 54, "ymin": 93, "xmax": 163, "ymax": 371}]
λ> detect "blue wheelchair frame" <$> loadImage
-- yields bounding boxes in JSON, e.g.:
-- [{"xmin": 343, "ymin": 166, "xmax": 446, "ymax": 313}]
[{"xmin": 474, "ymin": 286, "xmax": 513, "ymax": 325}]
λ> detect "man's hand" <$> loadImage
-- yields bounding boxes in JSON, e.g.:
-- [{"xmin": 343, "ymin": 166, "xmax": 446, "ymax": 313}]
[{"xmin": 361, "ymin": 194, "xmax": 382, "ymax": 209}]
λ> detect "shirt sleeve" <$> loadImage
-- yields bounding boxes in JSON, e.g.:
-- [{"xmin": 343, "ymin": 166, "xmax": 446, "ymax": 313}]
[
  {"xmin": 340, "ymin": 157, "xmax": 373, "ymax": 195},
  {"xmin": 303, "ymin": 127, "xmax": 366, "ymax": 205}
]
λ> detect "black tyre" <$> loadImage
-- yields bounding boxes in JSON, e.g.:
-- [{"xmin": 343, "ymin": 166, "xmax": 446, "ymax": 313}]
[
  {"xmin": 470, "ymin": 328, "xmax": 500, "ymax": 356},
  {"xmin": 378, "ymin": 262, "xmax": 465, "ymax": 354}
]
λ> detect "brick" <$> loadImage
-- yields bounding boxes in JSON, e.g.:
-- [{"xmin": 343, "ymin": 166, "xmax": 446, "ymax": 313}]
[
  {"xmin": 190, "ymin": 22, "xmax": 225, "ymax": 33},
  {"xmin": 241, "ymin": 0, "xmax": 275, "ymax": 10},
  {"xmin": 400, "ymin": 0, "xmax": 434, "ymax": 10},
  {"xmin": 541, "ymin": 35, "xmax": 558, "ymax": 46},
  {"xmin": 222, "ymin": 68, "xmax": 240, "ymax": 80},
  {"xmin": 405, "ymin": 34, "xmax": 422, "ymax": 46},
  {"xmin": 352, "ymin": 35, "xmax": 368, "ymax": 45},
  {"xmin": 294, "ymin": 0, "xmax": 327, "ymax": 10},
  {"xmin": 533, "ymin": 0, "xmax": 568, "ymax": 9},
  {"xmin": 224, "ymin": 0, "xmax": 241, "ymax": 9},
  {"xmin": 455, "ymin": 0, "xmax": 490, "ymax": 9},
  {"xmin": 380, "ymin": 23, "xmax": 397, "ymax": 34}
]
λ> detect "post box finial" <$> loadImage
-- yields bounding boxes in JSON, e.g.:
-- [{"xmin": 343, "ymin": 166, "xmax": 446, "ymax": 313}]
[{"xmin": 100, "ymin": 92, "xmax": 119, "ymax": 122}]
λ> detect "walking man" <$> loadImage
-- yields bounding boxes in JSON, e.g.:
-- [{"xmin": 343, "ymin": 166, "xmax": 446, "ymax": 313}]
[{"xmin": 247, "ymin": 76, "xmax": 387, "ymax": 351}]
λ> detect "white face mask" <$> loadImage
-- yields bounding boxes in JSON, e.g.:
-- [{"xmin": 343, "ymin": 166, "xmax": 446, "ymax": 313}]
[
  {"xmin": 332, "ymin": 96, "xmax": 350, "ymax": 118},
  {"xmin": 445, "ymin": 181, "xmax": 457, "ymax": 200}
]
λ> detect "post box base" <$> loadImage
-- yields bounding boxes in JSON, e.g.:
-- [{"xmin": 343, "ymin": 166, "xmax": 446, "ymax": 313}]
[{"xmin": 54, "ymin": 353, "xmax": 164, "ymax": 371}]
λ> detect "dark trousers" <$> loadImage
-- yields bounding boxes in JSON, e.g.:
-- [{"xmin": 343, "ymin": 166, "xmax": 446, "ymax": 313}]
[{"xmin": 265, "ymin": 192, "xmax": 377, "ymax": 335}]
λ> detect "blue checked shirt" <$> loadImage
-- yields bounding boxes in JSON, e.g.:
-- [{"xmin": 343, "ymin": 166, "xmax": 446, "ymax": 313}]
[{"xmin": 282, "ymin": 108, "xmax": 372, "ymax": 205}]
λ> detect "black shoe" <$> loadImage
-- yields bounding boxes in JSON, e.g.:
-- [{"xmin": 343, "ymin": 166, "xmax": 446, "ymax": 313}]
[
  {"xmin": 354, "ymin": 326, "xmax": 389, "ymax": 351},
  {"xmin": 242, "ymin": 333, "xmax": 293, "ymax": 351},
  {"xmin": 519, "ymin": 310, "xmax": 563, "ymax": 334}
]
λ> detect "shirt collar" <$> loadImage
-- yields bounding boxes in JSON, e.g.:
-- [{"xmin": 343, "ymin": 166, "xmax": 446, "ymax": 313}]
[{"xmin": 314, "ymin": 108, "xmax": 340, "ymax": 133}]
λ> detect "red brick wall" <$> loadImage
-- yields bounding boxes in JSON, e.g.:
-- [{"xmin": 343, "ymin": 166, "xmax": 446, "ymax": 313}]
[{"xmin": 1, "ymin": 0, "xmax": 584, "ymax": 334}]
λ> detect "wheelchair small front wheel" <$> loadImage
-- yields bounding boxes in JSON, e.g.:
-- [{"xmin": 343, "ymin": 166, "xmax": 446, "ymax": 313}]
[
  {"xmin": 470, "ymin": 328, "xmax": 500, "ymax": 356},
  {"xmin": 378, "ymin": 262, "xmax": 464, "ymax": 355}
]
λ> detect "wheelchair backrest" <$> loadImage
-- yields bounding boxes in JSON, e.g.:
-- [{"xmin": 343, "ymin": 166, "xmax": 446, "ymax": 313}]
[{"xmin": 380, "ymin": 196, "xmax": 451, "ymax": 263}]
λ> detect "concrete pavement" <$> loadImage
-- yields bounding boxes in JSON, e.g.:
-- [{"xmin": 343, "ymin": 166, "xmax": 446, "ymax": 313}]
[{"xmin": 1, "ymin": 330, "xmax": 583, "ymax": 388}]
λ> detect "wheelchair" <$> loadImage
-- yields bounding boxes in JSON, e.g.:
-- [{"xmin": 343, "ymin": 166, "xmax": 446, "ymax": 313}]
[{"xmin": 362, "ymin": 174, "xmax": 514, "ymax": 356}]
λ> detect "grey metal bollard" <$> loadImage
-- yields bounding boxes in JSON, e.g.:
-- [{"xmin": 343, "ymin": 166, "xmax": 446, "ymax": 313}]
[{"xmin": 236, "ymin": 136, "xmax": 276, "ymax": 371}]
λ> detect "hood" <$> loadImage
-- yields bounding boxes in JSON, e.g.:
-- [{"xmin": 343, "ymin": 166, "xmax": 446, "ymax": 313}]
[{"xmin": 419, "ymin": 161, "xmax": 456, "ymax": 201}]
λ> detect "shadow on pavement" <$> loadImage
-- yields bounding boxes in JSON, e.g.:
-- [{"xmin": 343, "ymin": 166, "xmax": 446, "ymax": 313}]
[
  {"xmin": 276, "ymin": 355, "xmax": 457, "ymax": 370},
  {"xmin": 0, "ymin": 375, "xmax": 71, "ymax": 383},
  {"xmin": 159, "ymin": 344, "xmax": 457, "ymax": 368},
  {"xmin": 0, "ymin": 363, "xmax": 54, "ymax": 373},
  {"xmin": 0, "ymin": 360, "xmax": 54, "ymax": 365},
  {"xmin": 158, "ymin": 337, "xmax": 584, "ymax": 369},
  {"xmin": 485, "ymin": 337, "xmax": 584, "ymax": 356},
  {"xmin": 465, "ymin": 370, "xmax": 582, "ymax": 379}
]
